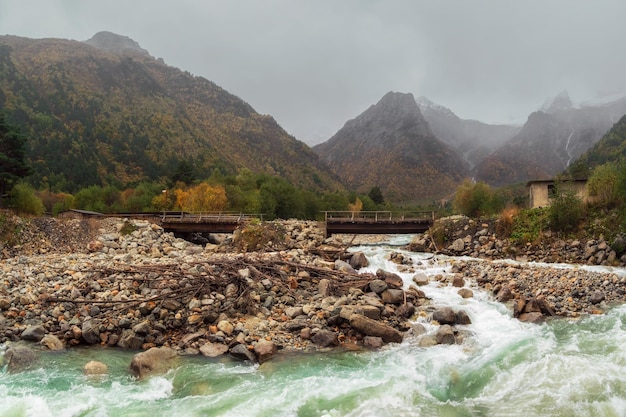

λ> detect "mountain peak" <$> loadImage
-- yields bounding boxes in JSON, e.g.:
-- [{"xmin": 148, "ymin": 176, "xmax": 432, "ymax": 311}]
[
  {"xmin": 416, "ymin": 96, "xmax": 457, "ymax": 117},
  {"xmin": 541, "ymin": 91, "xmax": 573, "ymax": 114},
  {"xmin": 85, "ymin": 31, "xmax": 151, "ymax": 57}
]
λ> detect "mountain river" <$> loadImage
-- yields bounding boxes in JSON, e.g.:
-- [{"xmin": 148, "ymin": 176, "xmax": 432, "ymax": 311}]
[{"xmin": 2, "ymin": 236, "xmax": 626, "ymax": 417}]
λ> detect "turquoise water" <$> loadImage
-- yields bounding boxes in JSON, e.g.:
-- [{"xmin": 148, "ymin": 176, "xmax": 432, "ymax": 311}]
[{"xmin": 2, "ymin": 244, "xmax": 626, "ymax": 417}]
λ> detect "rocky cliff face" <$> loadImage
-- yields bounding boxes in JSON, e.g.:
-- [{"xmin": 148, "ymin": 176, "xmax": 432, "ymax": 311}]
[
  {"xmin": 417, "ymin": 96, "xmax": 520, "ymax": 169},
  {"xmin": 474, "ymin": 95, "xmax": 626, "ymax": 185},
  {"xmin": 314, "ymin": 92, "xmax": 469, "ymax": 202}
]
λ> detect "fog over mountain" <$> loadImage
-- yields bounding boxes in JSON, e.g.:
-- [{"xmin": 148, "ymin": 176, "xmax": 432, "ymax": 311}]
[{"xmin": 1, "ymin": 1, "xmax": 626, "ymax": 145}]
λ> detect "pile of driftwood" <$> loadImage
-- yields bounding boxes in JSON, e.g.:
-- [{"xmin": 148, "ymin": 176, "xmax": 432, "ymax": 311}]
[{"xmin": 45, "ymin": 254, "xmax": 376, "ymax": 322}]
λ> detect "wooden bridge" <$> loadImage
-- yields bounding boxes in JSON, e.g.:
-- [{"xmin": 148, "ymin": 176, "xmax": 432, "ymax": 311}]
[
  {"xmin": 158, "ymin": 212, "xmax": 261, "ymax": 234},
  {"xmin": 323, "ymin": 211, "xmax": 434, "ymax": 237}
]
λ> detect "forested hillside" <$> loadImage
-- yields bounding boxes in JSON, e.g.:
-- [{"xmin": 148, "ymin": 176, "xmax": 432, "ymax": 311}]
[{"xmin": 0, "ymin": 33, "xmax": 343, "ymax": 193}]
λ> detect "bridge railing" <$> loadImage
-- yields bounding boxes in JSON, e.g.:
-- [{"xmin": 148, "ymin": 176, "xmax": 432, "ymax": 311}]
[
  {"xmin": 323, "ymin": 211, "xmax": 435, "ymax": 222},
  {"xmin": 160, "ymin": 211, "xmax": 263, "ymax": 222}
]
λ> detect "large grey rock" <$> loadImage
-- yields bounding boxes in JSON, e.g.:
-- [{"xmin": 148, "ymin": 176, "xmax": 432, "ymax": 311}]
[
  {"xmin": 451, "ymin": 238, "xmax": 465, "ymax": 252},
  {"xmin": 4, "ymin": 347, "xmax": 39, "ymax": 373},
  {"xmin": 412, "ymin": 273, "xmax": 429, "ymax": 286},
  {"xmin": 349, "ymin": 314, "xmax": 403, "ymax": 343},
  {"xmin": 349, "ymin": 252, "xmax": 369, "ymax": 269},
  {"xmin": 21, "ymin": 325, "xmax": 46, "ymax": 342},
  {"xmin": 311, "ymin": 330, "xmax": 339, "ymax": 348},
  {"xmin": 130, "ymin": 347, "xmax": 178, "ymax": 378},
  {"xmin": 82, "ymin": 319, "xmax": 101, "ymax": 344},
  {"xmin": 376, "ymin": 269, "xmax": 404, "ymax": 289},
  {"xmin": 229, "ymin": 343, "xmax": 257, "ymax": 363},
  {"xmin": 369, "ymin": 279, "xmax": 388, "ymax": 294},
  {"xmin": 432, "ymin": 307, "xmax": 456, "ymax": 325},
  {"xmin": 381, "ymin": 289, "xmax": 404, "ymax": 304}
]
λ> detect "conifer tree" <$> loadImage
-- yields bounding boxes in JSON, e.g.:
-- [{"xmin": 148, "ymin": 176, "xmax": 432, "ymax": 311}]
[{"xmin": 0, "ymin": 112, "xmax": 31, "ymax": 204}]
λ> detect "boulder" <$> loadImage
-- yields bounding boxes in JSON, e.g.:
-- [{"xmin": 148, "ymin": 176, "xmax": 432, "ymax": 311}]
[
  {"xmin": 84, "ymin": 360, "xmax": 108, "ymax": 375},
  {"xmin": 349, "ymin": 252, "xmax": 369, "ymax": 269},
  {"xmin": 229, "ymin": 344, "xmax": 257, "ymax": 363},
  {"xmin": 199, "ymin": 342, "xmax": 229, "ymax": 358},
  {"xmin": 369, "ymin": 279, "xmax": 388, "ymax": 294},
  {"xmin": 82, "ymin": 319, "xmax": 101, "ymax": 344},
  {"xmin": 311, "ymin": 330, "xmax": 339, "ymax": 348},
  {"xmin": 40, "ymin": 334, "xmax": 64, "ymax": 350},
  {"xmin": 432, "ymin": 307, "xmax": 456, "ymax": 325},
  {"xmin": 450, "ymin": 238, "xmax": 465, "ymax": 252},
  {"xmin": 129, "ymin": 347, "xmax": 178, "ymax": 379},
  {"xmin": 376, "ymin": 269, "xmax": 404, "ymax": 289},
  {"xmin": 435, "ymin": 324, "xmax": 456, "ymax": 345},
  {"xmin": 363, "ymin": 336, "xmax": 384, "ymax": 349},
  {"xmin": 21, "ymin": 325, "xmax": 46, "ymax": 342},
  {"xmin": 381, "ymin": 289, "xmax": 404, "ymax": 305},
  {"xmin": 349, "ymin": 314, "xmax": 403, "ymax": 343},
  {"xmin": 4, "ymin": 347, "xmax": 39, "ymax": 373},
  {"xmin": 456, "ymin": 310, "xmax": 472, "ymax": 325},
  {"xmin": 117, "ymin": 329, "xmax": 144, "ymax": 350},
  {"xmin": 412, "ymin": 273, "xmax": 429, "ymax": 286},
  {"xmin": 254, "ymin": 340, "xmax": 277, "ymax": 364},
  {"xmin": 590, "ymin": 291, "xmax": 606, "ymax": 304},
  {"xmin": 518, "ymin": 312, "xmax": 544, "ymax": 323},
  {"xmin": 457, "ymin": 288, "xmax": 474, "ymax": 298}
]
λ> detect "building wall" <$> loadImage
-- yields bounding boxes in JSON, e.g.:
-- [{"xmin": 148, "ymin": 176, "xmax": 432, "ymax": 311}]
[{"xmin": 528, "ymin": 181, "xmax": 588, "ymax": 208}]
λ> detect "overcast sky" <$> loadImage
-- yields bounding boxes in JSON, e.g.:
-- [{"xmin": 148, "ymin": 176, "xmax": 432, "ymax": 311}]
[{"xmin": 2, "ymin": 0, "xmax": 626, "ymax": 145}]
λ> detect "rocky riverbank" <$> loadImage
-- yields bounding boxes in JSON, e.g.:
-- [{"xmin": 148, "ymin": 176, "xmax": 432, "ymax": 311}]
[
  {"xmin": 1, "ymin": 217, "xmax": 450, "ymax": 373},
  {"xmin": 409, "ymin": 215, "xmax": 626, "ymax": 266},
  {"xmin": 1, "ymin": 215, "xmax": 625, "ymax": 375}
]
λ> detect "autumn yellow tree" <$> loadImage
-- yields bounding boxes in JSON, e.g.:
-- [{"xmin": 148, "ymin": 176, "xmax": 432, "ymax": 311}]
[
  {"xmin": 175, "ymin": 182, "xmax": 228, "ymax": 212},
  {"xmin": 348, "ymin": 196, "xmax": 363, "ymax": 212}
]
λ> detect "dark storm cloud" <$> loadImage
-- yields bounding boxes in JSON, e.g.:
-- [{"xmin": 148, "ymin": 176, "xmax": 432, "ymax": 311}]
[{"xmin": 1, "ymin": 0, "xmax": 626, "ymax": 144}]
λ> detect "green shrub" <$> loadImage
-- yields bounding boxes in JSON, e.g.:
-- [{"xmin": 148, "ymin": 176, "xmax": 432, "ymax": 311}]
[
  {"xmin": 510, "ymin": 208, "xmax": 549, "ymax": 244},
  {"xmin": 548, "ymin": 186, "xmax": 585, "ymax": 233},
  {"xmin": 453, "ymin": 179, "xmax": 503, "ymax": 218},
  {"xmin": 10, "ymin": 183, "xmax": 45, "ymax": 215}
]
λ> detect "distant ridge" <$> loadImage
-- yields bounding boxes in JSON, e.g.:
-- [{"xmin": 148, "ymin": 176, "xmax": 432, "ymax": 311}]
[{"xmin": 314, "ymin": 92, "xmax": 469, "ymax": 202}]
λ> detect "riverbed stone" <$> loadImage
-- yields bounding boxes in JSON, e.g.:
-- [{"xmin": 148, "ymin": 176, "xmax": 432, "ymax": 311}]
[
  {"xmin": 311, "ymin": 330, "xmax": 339, "ymax": 347},
  {"xmin": 4, "ymin": 347, "xmax": 39, "ymax": 373},
  {"xmin": 435, "ymin": 324, "xmax": 455, "ymax": 345},
  {"xmin": 432, "ymin": 307, "xmax": 456, "ymax": 325},
  {"xmin": 369, "ymin": 279, "xmax": 387, "ymax": 294},
  {"xmin": 381, "ymin": 289, "xmax": 404, "ymax": 305},
  {"xmin": 349, "ymin": 314, "xmax": 403, "ymax": 343},
  {"xmin": 21, "ymin": 324, "xmax": 46, "ymax": 342},
  {"xmin": 130, "ymin": 347, "xmax": 178, "ymax": 378},
  {"xmin": 84, "ymin": 360, "xmax": 108, "ymax": 375},
  {"xmin": 40, "ymin": 334, "xmax": 65, "ymax": 350},
  {"xmin": 254, "ymin": 340, "xmax": 277, "ymax": 363},
  {"xmin": 412, "ymin": 273, "xmax": 429, "ymax": 286},
  {"xmin": 376, "ymin": 269, "xmax": 404, "ymax": 289},
  {"xmin": 229, "ymin": 343, "xmax": 257, "ymax": 362},
  {"xmin": 199, "ymin": 341, "xmax": 229, "ymax": 357}
]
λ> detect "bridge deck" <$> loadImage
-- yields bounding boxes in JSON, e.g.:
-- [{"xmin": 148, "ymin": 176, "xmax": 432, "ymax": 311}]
[
  {"xmin": 159, "ymin": 212, "xmax": 259, "ymax": 234},
  {"xmin": 323, "ymin": 211, "xmax": 433, "ymax": 237}
]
